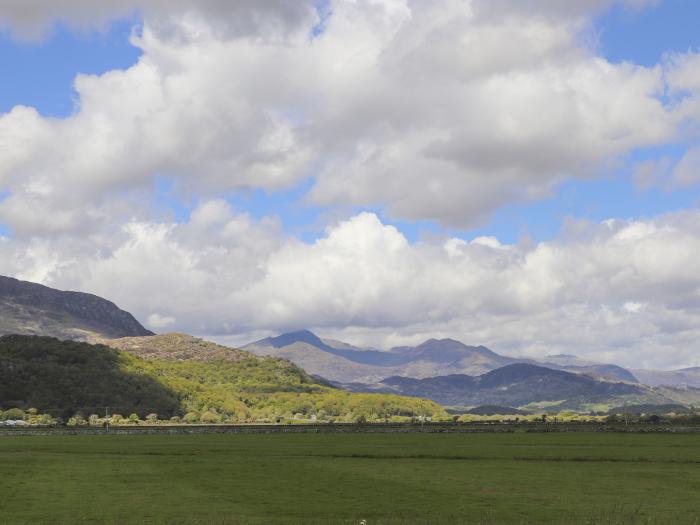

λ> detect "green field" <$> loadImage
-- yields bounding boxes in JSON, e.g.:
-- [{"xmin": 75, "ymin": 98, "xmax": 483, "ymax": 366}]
[{"xmin": 1, "ymin": 433, "xmax": 700, "ymax": 524}]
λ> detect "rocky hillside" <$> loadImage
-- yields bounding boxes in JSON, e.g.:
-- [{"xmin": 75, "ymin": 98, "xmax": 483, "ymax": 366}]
[
  {"xmin": 0, "ymin": 275, "xmax": 153, "ymax": 341},
  {"xmin": 99, "ymin": 333, "xmax": 250, "ymax": 362}
]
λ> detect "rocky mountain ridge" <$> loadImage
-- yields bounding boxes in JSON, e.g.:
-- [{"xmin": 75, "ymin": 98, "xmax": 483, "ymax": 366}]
[
  {"xmin": 244, "ymin": 329, "xmax": 642, "ymax": 385},
  {"xmin": 0, "ymin": 275, "xmax": 153, "ymax": 341}
]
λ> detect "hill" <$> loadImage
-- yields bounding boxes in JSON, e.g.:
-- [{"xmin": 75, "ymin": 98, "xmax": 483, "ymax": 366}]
[
  {"xmin": 342, "ymin": 363, "xmax": 675, "ymax": 411},
  {"xmin": 98, "ymin": 333, "xmax": 250, "ymax": 362},
  {"xmin": 244, "ymin": 330, "xmax": 638, "ymax": 384},
  {"xmin": 0, "ymin": 275, "xmax": 153, "ymax": 341},
  {"xmin": 0, "ymin": 335, "xmax": 179, "ymax": 418},
  {"xmin": 0, "ymin": 334, "xmax": 445, "ymax": 422},
  {"xmin": 541, "ymin": 354, "xmax": 639, "ymax": 383}
]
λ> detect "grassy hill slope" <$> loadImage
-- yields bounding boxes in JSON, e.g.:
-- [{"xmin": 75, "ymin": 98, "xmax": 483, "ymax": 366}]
[{"xmin": 0, "ymin": 335, "xmax": 445, "ymax": 422}]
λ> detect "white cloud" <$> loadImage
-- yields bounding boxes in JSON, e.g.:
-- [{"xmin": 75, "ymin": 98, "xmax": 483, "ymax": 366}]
[
  {"xmin": 147, "ymin": 313, "xmax": 176, "ymax": 329},
  {"xmin": 0, "ymin": 0, "xmax": 695, "ymax": 235},
  {"xmin": 671, "ymin": 147, "xmax": 700, "ymax": 187},
  {"xmin": 1, "ymin": 205, "xmax": 700, "ymax": 369},
  {"xmin": 0, "ymin": 1, "xmax": 318, "ymax": 41}
]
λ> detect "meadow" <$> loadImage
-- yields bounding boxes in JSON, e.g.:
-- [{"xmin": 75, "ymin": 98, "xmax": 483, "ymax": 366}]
[{"xmin": 1, "ymin": 432, "xmax": 700, "ymax": 524}]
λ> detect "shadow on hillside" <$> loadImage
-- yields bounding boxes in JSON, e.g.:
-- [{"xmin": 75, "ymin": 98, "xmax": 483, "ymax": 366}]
[{"xmin": 0, "ymin": 334, "xmax": 181, "ymax": 419}]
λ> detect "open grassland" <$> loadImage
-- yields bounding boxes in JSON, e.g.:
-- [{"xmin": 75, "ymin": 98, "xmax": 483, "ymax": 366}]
[{"xmin": 1, "ymin": 433, "xmax": 700, "ymax": 524}]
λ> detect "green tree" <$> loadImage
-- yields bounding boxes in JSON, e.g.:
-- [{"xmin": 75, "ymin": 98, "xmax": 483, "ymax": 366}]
[
  {"xmin": 67, "ymin": 414, "xmax": 87, "ymax": 426},
  {"xmin": 183, "ymin": 411, "xmax": 200, "ymax": 423},
  {"xmin": 2, "ymin": 408, "xmax": 25, "ymax": 420},
  {"xmin": 200, "ymin": 411, "xmax": 220, "ymax": 424}
]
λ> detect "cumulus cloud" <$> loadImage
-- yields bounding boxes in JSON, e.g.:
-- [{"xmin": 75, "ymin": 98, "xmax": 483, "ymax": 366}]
[
  {"xmin": 0, "ymin": 1, "xmax": 318, "ymax": 41},
  {"xmin": 147, "ymin": 313, "xmax": 175, "ymax": 330},
  {"xmin": 1, "ymin": 204, "xmax": 700, "ymax": 369},
  {"xmin": 670, "ymin": 147, "xmax": 700, "ymax": 187},
  {"xmin": 0, "ymin": 0, "xmax": 695, "ymax": 234}
]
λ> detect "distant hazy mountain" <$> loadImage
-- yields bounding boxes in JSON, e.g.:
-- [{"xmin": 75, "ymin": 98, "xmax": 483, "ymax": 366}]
[
  {"xmin": 244, "ymin": 330, "xmax": 515, "ymax": 383},
  {"xmin": 632, "ymin": 367, "xmax": 700, "ymax": 389},
  {"xmin": 342, "ymin": 364, "xmax": 674, "ymax": 411},
  {"xmin": 0, "ymin": 275, "xmax": 153, "ymax": 341},
  {"xmin": 539, "ymin": 354, "xmax": 639, "ymax": 383},
  {"xmin": 244, "ymin": 329, "xmax": 639, "ymax": 384}
]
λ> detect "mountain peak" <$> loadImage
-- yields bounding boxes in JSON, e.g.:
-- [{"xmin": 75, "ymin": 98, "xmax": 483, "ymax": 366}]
[
  {"xmin": 417, "ymin": 338, "xmax": 466, "ymax": 348},
  {"xmin": 267, "ymin": 329, "xmax": 326, "ymax": 349}
]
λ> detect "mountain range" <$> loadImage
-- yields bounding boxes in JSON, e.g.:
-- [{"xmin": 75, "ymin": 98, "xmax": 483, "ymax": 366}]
[
  {"xmin": 341, "ymin": 364, "xmax": 684, "ymax": 412},
  {"xmin": 2, "ymin": 274, "xmax": 699, "ymax": 415},
  {"xmin": 244, "ymin": 329, "xmax": 641, "ymax": 385},
  {"xmin": 244, "ymin": 329, "xmax": 700, "ymax": 410}
]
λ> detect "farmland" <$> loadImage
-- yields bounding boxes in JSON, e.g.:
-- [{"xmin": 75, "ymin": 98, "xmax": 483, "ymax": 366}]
[{"xmin": 1, "ymin": 432, "xmax": 700, "ymax": 524}]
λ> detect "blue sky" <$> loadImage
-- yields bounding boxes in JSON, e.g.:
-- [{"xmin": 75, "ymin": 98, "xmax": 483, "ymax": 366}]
[{"xmin": 0, "ymin": 1, "xmax": 698, "ymax": 244}]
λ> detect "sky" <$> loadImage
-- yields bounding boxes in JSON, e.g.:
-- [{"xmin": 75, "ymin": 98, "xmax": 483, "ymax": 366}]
[{"xmin": 1, "ymin": 0, "xmax": 700, "ymax": 369}]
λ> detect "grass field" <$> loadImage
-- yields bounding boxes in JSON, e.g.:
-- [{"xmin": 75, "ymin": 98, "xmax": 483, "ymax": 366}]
[{"xmin": 1, "ymin": 432, "xmax": 700, "ymax": 524}]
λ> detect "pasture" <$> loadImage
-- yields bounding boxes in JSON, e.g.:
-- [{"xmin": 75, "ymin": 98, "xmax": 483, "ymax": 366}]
[{"xmin": 1, "ymin": 432, "xmax": 699, "ymax": 524}]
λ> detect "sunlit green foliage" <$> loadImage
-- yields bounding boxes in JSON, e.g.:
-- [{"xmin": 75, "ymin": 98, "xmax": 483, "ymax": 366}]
[
  {"xmin": 119, "ymin": 355, "xmax": 444, "ymax": 423},
  {"xmin": 0, "ymin": 334, "xmax": 445, "ymax": 423}
]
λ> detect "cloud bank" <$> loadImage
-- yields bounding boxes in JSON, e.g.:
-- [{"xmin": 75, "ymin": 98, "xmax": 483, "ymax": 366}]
[{"xmin": 1, "ymin": 205, "xmax": 700, "ymax": 370}]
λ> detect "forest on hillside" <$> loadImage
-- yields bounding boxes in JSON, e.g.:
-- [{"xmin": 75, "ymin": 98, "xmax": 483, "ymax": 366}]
[{"xmin": 0, "ymin": 335, "xmax": 444, "ymax": 424}]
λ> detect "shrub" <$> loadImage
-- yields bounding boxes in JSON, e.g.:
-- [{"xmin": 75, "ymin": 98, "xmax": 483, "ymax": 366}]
[
  {"xmin": 2, "ymin": 408, "xmax": 25, "ymax": 421},
  {"xmin": 200, "ymin": 411, "xmax": 220, "ymax": 424},
  {"xmin": 183, "ymin": 411, "xmax": 200, "ymax": 423},
  {"xmin": 67, "ymin": 414, "xmax": 87, "ymax": 426}
]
